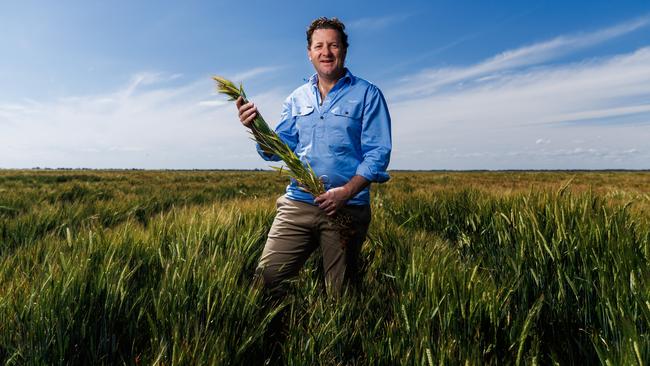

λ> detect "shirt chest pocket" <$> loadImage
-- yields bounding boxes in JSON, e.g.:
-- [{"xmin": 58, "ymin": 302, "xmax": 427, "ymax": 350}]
[
  {"xmin": 328, "ymin": 102, "xmax": 363, "ymax": 155},
  {"xmin": 292, "ymin": 105, "xmax": 315, "ymax": 134}
]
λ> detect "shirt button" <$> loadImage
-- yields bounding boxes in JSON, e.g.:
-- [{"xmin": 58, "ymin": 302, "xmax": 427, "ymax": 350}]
[{"xmin": 320, "ymin": 116, "xmax": 324, "ymax": 119}]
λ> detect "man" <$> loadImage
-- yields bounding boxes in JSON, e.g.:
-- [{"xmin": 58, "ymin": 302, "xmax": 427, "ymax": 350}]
[{"xmin": 236, "ymin": 17, "xmax": 391, "ymax": 296}]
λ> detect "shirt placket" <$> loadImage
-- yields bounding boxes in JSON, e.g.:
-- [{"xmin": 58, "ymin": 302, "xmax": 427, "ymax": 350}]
[
  {"xmin": 311, "ymin": 78, "xmax": 346, "ymax": 141},
  {"xmin": 313, "ymin": 83, "xmax": 327, "ymax": 140}
]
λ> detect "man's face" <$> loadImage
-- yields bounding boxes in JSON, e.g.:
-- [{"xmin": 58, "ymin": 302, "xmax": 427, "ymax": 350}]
[{"xmin": 308, "ymin": 28, "xmax": 347, "ymax": 81}]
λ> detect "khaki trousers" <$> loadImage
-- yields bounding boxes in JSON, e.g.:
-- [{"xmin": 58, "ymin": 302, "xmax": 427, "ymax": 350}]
[{"xmin": 256, "ymin": 195, "xmax": 371, "ymax": 296}]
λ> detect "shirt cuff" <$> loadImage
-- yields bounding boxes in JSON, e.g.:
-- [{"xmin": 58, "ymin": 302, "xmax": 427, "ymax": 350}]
[
  {"xmin": 256, "ymin": 143, "xmax": 280, "ymax": 161},
  {"xmin": 356, "ymin": 162, "xmax": 390, "ymax": 183}
]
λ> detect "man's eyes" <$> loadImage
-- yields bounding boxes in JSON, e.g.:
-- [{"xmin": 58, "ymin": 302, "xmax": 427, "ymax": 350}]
[{"xmin": 314, "ymin": 44, "xmax": 338, "ymax": 49}]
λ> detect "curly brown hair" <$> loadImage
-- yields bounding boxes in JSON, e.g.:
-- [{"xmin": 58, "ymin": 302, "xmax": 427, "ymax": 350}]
[{"xmin": 306, "ymin": 17, "xmax": 349, "ymax": 50}]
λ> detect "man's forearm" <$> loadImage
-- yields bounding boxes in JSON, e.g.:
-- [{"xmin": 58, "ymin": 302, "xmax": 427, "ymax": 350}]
[{"xmin": 342, "ymin": 175, "xmax": 371, "ymax": 201}]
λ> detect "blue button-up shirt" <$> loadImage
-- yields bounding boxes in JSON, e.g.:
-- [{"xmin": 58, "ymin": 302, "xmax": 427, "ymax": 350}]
[{"xmin": 256, "ymin": 69, "xmax": 392, "ymax": 206}]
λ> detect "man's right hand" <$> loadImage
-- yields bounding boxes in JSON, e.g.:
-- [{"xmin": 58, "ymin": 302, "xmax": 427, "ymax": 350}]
[{"xmin": 236, "ymin": 96, "xmax": 258, "ymax": 129}]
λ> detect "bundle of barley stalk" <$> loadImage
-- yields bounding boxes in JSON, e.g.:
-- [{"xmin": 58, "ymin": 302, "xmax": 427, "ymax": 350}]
[
  {"xmin": 213, "ymin": 76, "xmax": 352, "ymax": 246},
  {"xmin": 213, "ymin": 76, "xmax": 325, "ymax": 197}
]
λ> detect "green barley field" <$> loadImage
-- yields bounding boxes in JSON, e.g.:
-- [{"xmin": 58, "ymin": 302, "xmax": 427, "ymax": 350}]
[{"xmin": 1, "ymin": 170, "xmax": 648, "ymax": 365}]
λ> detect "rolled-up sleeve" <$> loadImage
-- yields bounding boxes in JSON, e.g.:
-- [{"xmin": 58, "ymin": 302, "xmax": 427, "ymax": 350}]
[
  {"xmin": 355, "ymin": 86, "xmax": 392, "ymax": 183},
  {"xmin": 256, "ymin": 96, "xmax": 298, "ymax": 161}
]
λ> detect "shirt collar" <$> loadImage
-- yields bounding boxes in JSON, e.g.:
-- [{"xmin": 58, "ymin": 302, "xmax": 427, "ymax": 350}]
[{"xmin": 308, "ymin": 68, "xmax": 354, "ymax": 87}]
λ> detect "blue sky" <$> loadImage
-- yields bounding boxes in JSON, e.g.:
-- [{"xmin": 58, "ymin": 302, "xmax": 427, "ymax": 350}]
[{"xmin": 2, "ymin": 0, "xmax": 650, "ymax": 169}]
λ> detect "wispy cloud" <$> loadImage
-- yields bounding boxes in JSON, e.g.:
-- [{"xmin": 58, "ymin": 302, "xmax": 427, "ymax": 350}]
[
  {"xmin": 231, "ymin": 66, "xmax": 283, "ymax": 82},
  {"xmin": 391, "ymin": 46, "xmax": 650, "ymax": 137},
  {"xmin": 533, "ymin": 103, "xmax": 650, "ymax": 125},
  {"xmin": 347, "ymin": 14, "xmax": 411, "ymax": 31},
  {"xmin": 197, "ymin": 100, "xmax": 228, "ymax": 107},
  {"xmin": 393, "ymin": 15, "xmax": 650, "ymax": 98},
  {"xmin": 0, "ymin": 67, "xmax": 287, "ymax": 168},
  {"xmin": 120, "ymin": 72, "xmax": 183, "ymax": 98},
  {"xmin": 387, "ymin": 17, "xmax": 650, "ymax": 169}
]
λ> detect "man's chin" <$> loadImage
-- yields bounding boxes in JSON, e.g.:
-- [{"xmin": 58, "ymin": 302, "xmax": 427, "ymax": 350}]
[{"xmin": 318, "ymin": 68, "xmax": 344, "ymax": 79}]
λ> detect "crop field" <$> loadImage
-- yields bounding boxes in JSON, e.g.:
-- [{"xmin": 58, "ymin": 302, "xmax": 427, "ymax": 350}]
[{"xmin": 0, "ymin": 170, "xmax": 649, "ymax": 365}]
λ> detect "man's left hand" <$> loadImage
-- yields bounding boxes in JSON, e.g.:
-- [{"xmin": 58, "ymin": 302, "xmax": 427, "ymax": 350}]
[{"xmin": 315, "ymin": 186, "xmax": 351, "ymax": 216}]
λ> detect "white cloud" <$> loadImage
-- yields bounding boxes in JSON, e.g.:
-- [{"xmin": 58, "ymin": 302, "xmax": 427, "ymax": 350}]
[
  {"xmin": 197, "ymin": 100, "xmax": 228, "ymax": 107},
  {"xmin": 531, "ymin": 104, "xmax": 650, "ymax": 125},
  {"xmin": 120, "ymin": 72, "xmax": 174, "ymax": 98},
  {"xmin": 391, "ymin": 47, "xmax": 650, "ymax": 129},
  {"xmin": 388, "ymin": 35, "xmax": 650, "ymax": 169},
  {"xmin": 231, "ymin": 66, "xmax": 283, "ymax": 82},
  {"xmin": 393, "ymin": 15, "xmax": 650, "ymax": 98},
  {"xmin": 0, "ymin": 68, "xmax": 288, "ymax": 169},
  {"xmin": 347, "ymin": 14, "xmax": 411, "ymax": 30}
]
